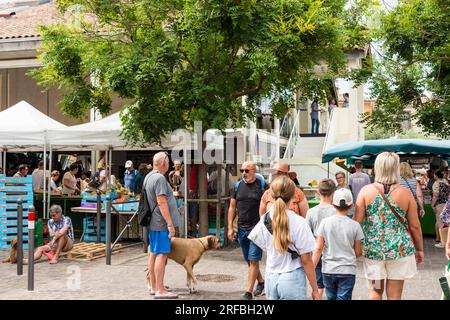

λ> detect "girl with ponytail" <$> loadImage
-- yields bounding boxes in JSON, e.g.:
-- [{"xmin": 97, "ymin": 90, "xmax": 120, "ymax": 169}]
[{"xmin": 249, "ymin": 176, "xmax": 320, "ymax": 300}]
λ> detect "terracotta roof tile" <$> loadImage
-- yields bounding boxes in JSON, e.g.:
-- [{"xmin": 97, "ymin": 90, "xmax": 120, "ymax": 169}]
[{"xmin": 0, "ymin": 2, "xmax": 62, "ymax": 39}]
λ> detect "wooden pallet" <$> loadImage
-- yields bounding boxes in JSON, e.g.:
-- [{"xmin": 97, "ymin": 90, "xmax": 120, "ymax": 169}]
[{"xmin": 59, "ymin": 242, "xmax": 122, "ymax": 261}]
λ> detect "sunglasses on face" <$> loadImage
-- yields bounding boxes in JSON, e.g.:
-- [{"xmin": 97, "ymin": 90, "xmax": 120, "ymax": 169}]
[{"xmin": 240, "ymin": 169, "xmax": 252, "ymax": 173}]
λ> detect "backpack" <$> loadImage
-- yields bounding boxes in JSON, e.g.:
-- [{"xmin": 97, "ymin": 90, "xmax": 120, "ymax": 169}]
[
  {"xmin": 233, "ymin": 174, "xmax": 266, "ymax": 193},
  {"xmin": 263, "ymin": 212, "xmax": 299, "ymax": 260},
  {"xmin": 137, "ymin": 173, "xmax": 157, "ymax": 227}
]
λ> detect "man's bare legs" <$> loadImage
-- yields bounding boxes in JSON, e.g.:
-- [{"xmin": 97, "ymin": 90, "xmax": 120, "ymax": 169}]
[
  {"xmin": 147, "ymin": 252, "xmax": 157, "ymax": 292},
  {"xmin": 23, "ymin": 245, "xmax": 52, "ymax": 264},
  {"xmin": 154, "ymin": 253, "xmax": 169, "ymax": 294},
  {"xmin": 50, "ymin": 236, "xmax": 67, "ymax": 264},
  {"xmin": 247, "ymin": 261, "xmax": 263, "ymax": 294}
]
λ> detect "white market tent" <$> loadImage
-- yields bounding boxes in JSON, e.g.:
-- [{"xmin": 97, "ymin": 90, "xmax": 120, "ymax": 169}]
[
  {"xmin": 0, "ymin": 100, "xmax": 66, "ymax": 151},
  {"xmin": 47, "ymin": 111, "xmax": 174, "ymax": 151},
  {"xmin": 0, "ymin": 100, "xmax": 68, "ymax": 219}
]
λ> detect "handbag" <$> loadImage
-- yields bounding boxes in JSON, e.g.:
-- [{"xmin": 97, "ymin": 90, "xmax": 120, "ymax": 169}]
[{"xmin": 379, "ymin": 192, "xmax": 416, "ymax": 247}]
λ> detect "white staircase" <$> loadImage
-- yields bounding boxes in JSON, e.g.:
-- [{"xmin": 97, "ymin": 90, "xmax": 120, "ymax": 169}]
[{"xmin": 293, "ymin": 136, "xmax": 325, "ymax": 158}]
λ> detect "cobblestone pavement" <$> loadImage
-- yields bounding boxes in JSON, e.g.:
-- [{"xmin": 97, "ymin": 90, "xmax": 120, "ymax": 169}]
[{"xmin": 0, "ymin": 237, "xmax": 447, "ymax": 300}]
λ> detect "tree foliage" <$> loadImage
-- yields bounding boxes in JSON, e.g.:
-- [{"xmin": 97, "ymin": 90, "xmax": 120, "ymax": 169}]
[
  {"xmin": 31, "ymin": 0, "xmax": 370, "ymax": 145},
  {"xmin": 360, "ymin": 0, "xmax": 450, "ymax": 138}
]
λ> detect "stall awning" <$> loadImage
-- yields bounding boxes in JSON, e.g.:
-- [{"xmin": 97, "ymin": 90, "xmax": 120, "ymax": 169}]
[{"xmin": 322, "ymin": 138, "xmax": 450, "ymax": 163}]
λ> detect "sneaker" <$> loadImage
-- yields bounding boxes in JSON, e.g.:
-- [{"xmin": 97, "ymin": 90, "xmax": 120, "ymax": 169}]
[
  {"xmin": 242, "ymin": 291, "xmax": 253, "ymax": 300},
  {"xmin": 253, "ymin": 282, "xmax": 265, "ymax": 296},
  {"xmin": 435, "ymin": 242, "xmax": 444, "ymax": 248}
]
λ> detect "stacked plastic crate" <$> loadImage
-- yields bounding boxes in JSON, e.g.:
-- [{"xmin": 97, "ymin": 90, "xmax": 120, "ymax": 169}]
[
  {"xmin": 0, "ymin": 175, "xmax": 33, "ymax": 251},
  {"xmin": 81, "ymin": 216, "xmax": 106, "ymax": 242}
]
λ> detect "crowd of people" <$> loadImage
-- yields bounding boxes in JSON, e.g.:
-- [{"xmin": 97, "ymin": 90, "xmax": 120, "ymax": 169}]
[{"xmin": 12, "ymin": 150, "xmax": 450, "ymax": 299}]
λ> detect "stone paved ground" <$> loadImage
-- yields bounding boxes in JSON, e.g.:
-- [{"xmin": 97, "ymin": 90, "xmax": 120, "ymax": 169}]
[{"xmin": 0, "ymin": 237, "xmax": 447, "ymax": 300}]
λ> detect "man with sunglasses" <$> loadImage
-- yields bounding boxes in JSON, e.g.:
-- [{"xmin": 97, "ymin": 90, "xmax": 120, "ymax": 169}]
[
  {"xmin": 24, "ymin": 204, "xmax": 74, "ymax": 265},
  {"xmin": 260, "ymin": 162, "xmax": 309, "ymax": 218},
  {"xmin": 228, "ymin": 161, "xmax": 267, "ymax": 300}
]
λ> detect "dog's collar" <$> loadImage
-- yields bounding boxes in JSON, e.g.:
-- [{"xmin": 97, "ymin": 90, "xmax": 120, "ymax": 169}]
[{"xmin": 196, "ymin": 238, "xmax": 208, "ymax": 250}]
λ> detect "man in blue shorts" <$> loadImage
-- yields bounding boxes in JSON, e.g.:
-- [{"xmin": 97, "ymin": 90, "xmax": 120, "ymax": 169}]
[
  {"xmin": 145, "ymin": 152, "xmax": 179, "ymax": 299},
  {"xmin": 227, "ymin": 161, "xmax": 267, "ymax": 300}
]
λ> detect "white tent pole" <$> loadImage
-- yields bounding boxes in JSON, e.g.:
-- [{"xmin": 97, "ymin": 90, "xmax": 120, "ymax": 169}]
[
  {"xmin": 47, "ymin": 144, "xmax": 52, "ymax": 218},
  {"xmin": 184, "ymin": 143, "xmax": 188, "ymax": 239},
  {"xmin": 109, "ymin": 148, "xmax": 112, "ymax": 185},
  {"xmin": 3, "ymin": 149, "xmax": 6, "ymax": 176},
  {"xmin": 43, "ymin": 140, "xmax": 47, "ymax": 219},
  {"xmin": 105, "ymin": 148, "xmax": 109, "ymax": 186}
]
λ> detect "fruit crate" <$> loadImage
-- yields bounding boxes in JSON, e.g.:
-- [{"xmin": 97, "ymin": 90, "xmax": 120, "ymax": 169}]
[
  {"xmin": 111, "ymin": 201, "xmax": 138, "ymax": 212},
  {"xmin": 81, "ymin": 191, "xmax": 118, "ymax": 209}
]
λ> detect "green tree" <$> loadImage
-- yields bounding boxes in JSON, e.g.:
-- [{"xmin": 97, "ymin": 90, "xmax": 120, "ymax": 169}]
[
  {"xmin": 360, "ymin": 0, "xmax": 449, "ymax": 138},
  {"xmin": 32, "ymin": 0, "xmax": 369, "ymax": 235}
]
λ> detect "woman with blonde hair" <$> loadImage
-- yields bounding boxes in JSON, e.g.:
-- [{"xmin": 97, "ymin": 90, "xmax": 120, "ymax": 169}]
[
  {"xmin": 354, "ymin": 152, "xmax": 424, "ymax": 300},
  {"xmin": 249, "ymin": 176, "xmax": 320, "ymax": 300},
  {"xmin": 399, "ymin": 162, "xmax": 425, "ymax": 218}
]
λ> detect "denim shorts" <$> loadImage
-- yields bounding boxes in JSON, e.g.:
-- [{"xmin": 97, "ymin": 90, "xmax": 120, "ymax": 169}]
[
  {"xmin": 265, "ymin": 267, "xmax": 307, "ymax": 300},
  {"xmin": 315, "ymin": 258, "xmax": 324, "ymax": 289},
  {"xmin": 149, "ymin": 230, "xmax": 171, "ymax": 255},
  {"xmin": 237, "ymin": 228, "xmax": 262, "ymax": 262}
]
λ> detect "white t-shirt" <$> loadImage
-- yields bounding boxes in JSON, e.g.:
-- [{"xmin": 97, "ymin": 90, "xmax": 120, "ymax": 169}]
[{"xmin": 248, "ymin": 208, "xmax": 316, "ymax": 274}]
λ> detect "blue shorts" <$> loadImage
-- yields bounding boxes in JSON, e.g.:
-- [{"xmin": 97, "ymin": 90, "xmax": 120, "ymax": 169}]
[
  {"xmin": 149, "ymin": 230, "xmax": 171, "ymax": 255},
  {"xmin": 237, "ymin": 228, "xmax": 262, "ymax": 262},
  {"xmin": 316, "ymin": 257, "xmax": 324, "ymax": 289},
  {"xmin": 265, "ymin": 267, "xmax": 307, "ymax": 300}
]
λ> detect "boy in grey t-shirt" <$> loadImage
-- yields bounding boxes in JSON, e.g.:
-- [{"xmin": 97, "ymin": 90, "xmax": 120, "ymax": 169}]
[
  {"xmin": 305, "ymin": 179, "xmax": 336, "ymax": 299},
  {"xmin": 312, "ymin": 188, "xmax": 364, "ymax": 300}
]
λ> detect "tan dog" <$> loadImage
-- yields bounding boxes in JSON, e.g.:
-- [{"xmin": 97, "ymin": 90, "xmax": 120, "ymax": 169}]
[
  {"xmin": 146, "ymin": 235, "xmax": 222, "ymax": 294},
  {"xmin": 2, "ymin": 238, "xmax": 18, "ymax": 263}
]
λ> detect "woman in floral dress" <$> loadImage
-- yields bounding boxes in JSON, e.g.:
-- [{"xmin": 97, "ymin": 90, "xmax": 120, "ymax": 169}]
[{"xmin": 354, "ymin": 152, "xmax": 424, "ymax": 300}]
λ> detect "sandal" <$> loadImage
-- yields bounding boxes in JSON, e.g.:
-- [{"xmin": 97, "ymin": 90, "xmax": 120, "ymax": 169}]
[{"xmin": 154, "ymin": 291, "xmax": 178, "ymax": 299}]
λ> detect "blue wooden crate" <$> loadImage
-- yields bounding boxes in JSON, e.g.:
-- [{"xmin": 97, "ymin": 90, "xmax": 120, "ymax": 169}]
[
  {"xmin": 0, "ymin": 176, "xmax": 33, "ymax": 184},
  {"xmin": 1, "ymin": 234, "xmax": 29, "ymax": 242},
  {"xmin": 83, "ymin": 217, "xmax": 106, "ymax": 227},
  {"xmin": 0, "ymin": 211, "xmax": 29, "ymax": 218},
  {"xmin": 1, "ymin": 203, "xmax": 32, "ymax": 210},
  {"xmin": 81, "ymin": 234, "xmax": 106, "ymax": 243},
  {"xmin": 0, "ymin": 219, "xmax": 29, "ymax": 227},
  {"xmin": 0, "ymin": 226, "xmax": 28, "ymax": 234},
  {"xmin": 0, "ymin": 186, "xmax": 33, "ymax": 192},
  {"xmin": 112, "ymin": 201, "xmax": 139, "ymax": 211},
  {"xmin": 1, "ymin": 242, "xmax": 29, "ymax": 251},
  {"xmin": 1, "ymin": 194, "xmax": 34, "ymax": 202}
]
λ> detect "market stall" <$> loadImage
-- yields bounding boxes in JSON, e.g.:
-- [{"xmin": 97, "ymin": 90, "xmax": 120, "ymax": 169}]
[
  {"xmin": 322, "ymin": 138, "xmax": 450, "ymax": 236},
  {"xmin": 0, "ymin": 101, "xmax": 67, "ymax": 219}
]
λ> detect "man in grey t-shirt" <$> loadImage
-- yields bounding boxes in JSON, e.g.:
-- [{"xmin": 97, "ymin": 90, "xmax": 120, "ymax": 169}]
[
  {"xmin": 145, "ymin": 152, "xmax": 179, "ymax": 299},
  {"xmin": 348, "ymin": 160, "xmax": 371, "ymax": 204}
]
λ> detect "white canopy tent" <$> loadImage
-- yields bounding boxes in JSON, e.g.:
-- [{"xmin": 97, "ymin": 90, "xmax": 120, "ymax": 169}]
[{"xmin": 0, "ymin": 100, "xmax": 68, "ymax": 219}]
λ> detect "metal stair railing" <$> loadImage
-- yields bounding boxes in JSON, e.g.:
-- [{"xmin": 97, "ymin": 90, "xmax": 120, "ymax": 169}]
[{"xmin": 282, "ymin": 108, "xmax": 301, "ymax": 159}]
